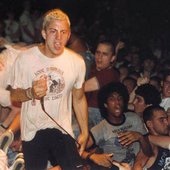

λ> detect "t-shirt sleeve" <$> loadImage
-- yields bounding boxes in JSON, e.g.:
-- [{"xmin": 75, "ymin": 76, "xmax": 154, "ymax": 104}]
[
  {"xmin": 90, "ymin": 121, "xmax": 105, "ymax": 145},
  {"xmin": 9, "ymin": 54, "xmax": 30, "ymax": 89},
  {"xmin": 133, "ymin": 113, "xmax": 148, "ymax": 135},
  {"xmin": 95, "ymin": 68, "xmax": 119, "ymax": 88}
]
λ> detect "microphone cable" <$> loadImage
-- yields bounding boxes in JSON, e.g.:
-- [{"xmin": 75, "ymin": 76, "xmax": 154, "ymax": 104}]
[{"xmin": 40, "ymin": 97, "xmax": 80, "ymax": 148}]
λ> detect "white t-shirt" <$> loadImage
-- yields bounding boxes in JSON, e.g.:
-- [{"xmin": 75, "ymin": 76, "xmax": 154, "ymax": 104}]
[
  {"xmin": 160, "ymin": 97, "xmax": 170, "ymax": 111},
  {"xmin": 0, "ymin": 45, "xmax": 21, "ymax": 88},
  {"xmin": 0, "ymin": 45, "xmax": 22, "ymax": 106},
  {"xmin": 10, "ymin": 46, "xmax": 86, "ymax": 141}
]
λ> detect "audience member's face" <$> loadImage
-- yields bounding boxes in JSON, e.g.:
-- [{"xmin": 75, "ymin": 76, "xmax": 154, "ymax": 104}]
[
  {"xmin": 143, "ymin": 59, "xmax": 155, "ymax": 72},
  {"xmin": 162, "ymin": 75, "xmax": 170, "ymax": 98},
  {"xmin": 167, "ymin": 108, "xmax": 170, "ymax": 128},
  {"xmin": 95, "ymin": 43, "xmax": 113, "ymax": 70},
  {"xmin": 133, "ymin": 95, "xmax": 146, "ymax": 115},
  {"xmin": 131, "ymin": 54, "xmax": 140, "ymax": 67},
  {"xmin": 149, "ymin": 79, "xmax": 161, "ymax": 92},
  {"xmin": 105, "ymin": 92, "xmax": 124, "ymax": 118},
  {"xmin": 123, "ymin": 79, "xmax": 135, "ymax": 94},
  {"xmin": 42, "ymin": 19, "xmax": 71, "ymax": 57},
  {"xmin": 149, "ymin": 110, "xmax": 168, "ymax": 136}
]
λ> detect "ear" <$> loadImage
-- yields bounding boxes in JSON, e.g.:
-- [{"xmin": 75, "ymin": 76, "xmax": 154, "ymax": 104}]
[
  {"xmin": 41, "ymin": 30, "xmax": 46, "ymax": 40},
  {"xmin": 67, "ymin": 31, "xmax": 71, "ymax": 41},
  {"xmin": 146, "ymin": 120, "xmax": 153, "ymax": 129}
]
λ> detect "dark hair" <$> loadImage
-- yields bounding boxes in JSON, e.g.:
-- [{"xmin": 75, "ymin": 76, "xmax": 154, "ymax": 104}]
[
  {"xmin": 143, "ymin": 105, "xmax": 165, "ymax": 125},
  {"xmin": 162, "ymin": 70, "xmax": 170, "ymax": 81},
  {"xmin": 122, "ymin": 76, "xmax": 137, "ymax": 89},
  {"xmin": 98, "ymin": 82, "xmax": 129, "ymax": 118},
  {"xmin": 135, "ymin": 84, "xmax": 161, "ymax": 105},
  {"xmin": 97, "ymin": 40, "xmax": 115, "ymax": 54}
]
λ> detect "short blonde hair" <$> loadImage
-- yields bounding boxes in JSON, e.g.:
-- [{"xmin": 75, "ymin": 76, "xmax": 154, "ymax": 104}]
[{"xmin": 42, "ymin": 8, "xmax": 70, "ymax": 30}]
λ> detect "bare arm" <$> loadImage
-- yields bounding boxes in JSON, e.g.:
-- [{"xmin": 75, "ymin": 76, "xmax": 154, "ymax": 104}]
[
  {"xmin": 133, "ymin": 150, "xmax": 149, "ymax": 170},
  {"xmin": 7, "ymin": 110, "xmax": 21, "ymax": 134},
  {"xmin": 149, "ymin": 135, "xmax": 170, "ymax": 149},
  {"xmin": 10, "ymin": 78, "xmax": 47, "ymax": 102},
  {"xmin": 84, "ymin": 77, "xmax": 99, "ymax": 92},
  {"xmin": 72, "ymin": 86, "xmax": 88, "ymax": 155},
  {"xmin": 118, "ymin": 131, "xmax": 153, "ymax": 157}
]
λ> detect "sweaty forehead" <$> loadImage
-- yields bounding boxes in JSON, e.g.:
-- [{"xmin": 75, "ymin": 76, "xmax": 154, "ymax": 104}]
[
  {"xmin": 97, "ymin": 43, "xmax": 112, "ymax": 53},
  {"xmin": 165, "ymin": 75, "xmax": 170, "ymax": 81},
  {"xmin": 153, "ymin": 110, "xmax": 166, "ymax": 119}
]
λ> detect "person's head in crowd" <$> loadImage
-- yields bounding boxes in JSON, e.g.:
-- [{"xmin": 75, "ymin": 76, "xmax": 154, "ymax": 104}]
[
  {"xmin": 141, "ymin": 55, "xmax": 157, "ymax": 78},
  {"xmin": 41, "ymin": 8, "xmax": 71, "ymax": 57},
  {"xmin": 94, "ymin": 40, "xmax": 115, "ymax": 71},
  {"xmin": 162, "ymin": 70, "xmax": 170, "ymax": 99},
  {"xmin": 98, "ymin": 82, "xmax": 129, "ymax": 120},
  {"xmin": 131, "ymin": 52, "xmax": 141, "ymax": 72},
  {"xmin": 118, "ymin": 65, "xmax": 129, "ymax": 82},
  {"xmin": 122, "ymin": 76, "xmax": 137, "ymax": 95},
  {"xmin": 143, "ymin": 105, "xmax": 168, "ymax": 136},
  {"xmin": 149, "ymin": 76, "xmax": 162, "ymax": 92},
  {"xmin": 162, "ymin": 59, "xmax": 170, "ymax": 71},
  {"xmin": 128, "ymin": 71, "xmax": 140, "ymax": 80},
  {"xmin": 167, "ymin": 108, "xmax": 170, "ymax": 127},
  {"xmin": 133, "ymin": 84, "xmax": 161, "ymax": 116}
]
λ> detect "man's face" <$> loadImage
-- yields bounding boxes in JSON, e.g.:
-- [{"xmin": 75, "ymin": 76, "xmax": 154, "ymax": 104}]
[
  {"xmin": 143, "ymin": 59, "xmax": 155, "ymax": 72},
  {"xmin": 105, "ymin": 92, "xmax": 124, "ymax": 118},
  {"xmin": 162, "ymin": 75, "xmax": 170, "ymax": 98},
  {"xmin": 95, "ymin": 43, "xmax": 114, "ymax": 70},
  {"xmin": 133, "ymin": 95, "xmax": 146, "ymax": 116},
  {"xmin": 150, "ymin": 110, "xmax": 169, "ymax": 135},
  {"xmin": 167, "ymin": 108, "xmax": 170, "ymax": 127},
  {"xmin": 42, "ymin": 19, "xmax": 71, "ymax": 58}
]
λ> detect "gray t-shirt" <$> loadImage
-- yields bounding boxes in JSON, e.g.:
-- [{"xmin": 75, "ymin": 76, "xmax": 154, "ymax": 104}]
[{"xmin": 91, "ymin": 111, "xmax": 147, "ymax": 166}]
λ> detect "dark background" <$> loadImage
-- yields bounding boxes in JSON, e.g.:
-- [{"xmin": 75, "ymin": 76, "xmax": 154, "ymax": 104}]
[{"xmin": 1, "ymin": 0, "xmax": 170, "ymax": 52}]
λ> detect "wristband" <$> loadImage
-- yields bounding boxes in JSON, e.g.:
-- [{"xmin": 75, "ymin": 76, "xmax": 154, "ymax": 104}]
[{"xmin": 25, "ymin": 88, "xmax": 34, "ymax": 100}]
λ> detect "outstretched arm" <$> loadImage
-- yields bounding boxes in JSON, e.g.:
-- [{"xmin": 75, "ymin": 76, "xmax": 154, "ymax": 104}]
[
  {"xmin": 149, "ymin": 135, "xmax": 170, "ymax": 150},
  {"xmin": 118, "ymin": 131, "xmax": 153, "ymax": 157},
  {"xmin": 133, "ymin": 149, "xmax": 149, "ymax": 170},
  {"xmin": 72, "ymin": 86, "xmax": 88, "ymax": 155}
]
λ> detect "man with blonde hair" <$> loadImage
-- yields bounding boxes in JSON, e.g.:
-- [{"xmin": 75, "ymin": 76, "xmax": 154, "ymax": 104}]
[{"xmin": 10, "ymin": 9, "xmax": 88, "ymax": 170}]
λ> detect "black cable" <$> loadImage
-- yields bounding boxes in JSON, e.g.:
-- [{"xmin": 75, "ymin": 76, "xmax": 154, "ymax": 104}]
[{"xmin": 40, "ymin": 97, "xmax": 80, "ymax": 148}]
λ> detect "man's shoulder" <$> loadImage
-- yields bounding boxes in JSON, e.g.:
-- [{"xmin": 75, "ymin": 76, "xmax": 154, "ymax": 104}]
[
  {"xmin": 124, "ymin": 111, "xmax": 141, "ymax": 120},
  {"xmin": 16, "ymin": 46, "xmax": 38, "ymax": 61}
]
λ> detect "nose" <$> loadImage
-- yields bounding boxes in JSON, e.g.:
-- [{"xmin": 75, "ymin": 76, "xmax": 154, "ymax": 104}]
[{"xmin": 55, "ymin": 32, "xmax": 61, "ymax": 39}]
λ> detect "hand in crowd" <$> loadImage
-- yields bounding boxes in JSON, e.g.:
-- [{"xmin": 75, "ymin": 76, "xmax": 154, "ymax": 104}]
[
  {"xmin": 90, "ymin": 153, "xmax": 113, "ymax": 168},
  {"xmin": 115, "ymin": 41, "xmax": 125, "ymax": 55},
  {"xmin": 112, "ymin": 160, "xmax": 132, "ymax": 170},
  {"xmin": 137, "ymin": 76, "xmax": 149, "ymax": 86},
  {"xmin": 118, "ymin": 131, "xmax": 142, "ymax": 147},
  {"xmin": 77, "ymin": 133, "xmax": 88, "ymax": 156}
]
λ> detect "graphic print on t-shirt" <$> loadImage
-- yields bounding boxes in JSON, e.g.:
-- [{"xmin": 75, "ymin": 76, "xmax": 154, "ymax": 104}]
[{"xmin": 34, "ymin": 66, "xmax": 65, "ymax": 100}]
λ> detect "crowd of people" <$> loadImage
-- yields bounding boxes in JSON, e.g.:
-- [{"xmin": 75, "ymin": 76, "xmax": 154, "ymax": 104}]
[{"xmin": 0, "ymin": 1, "xmax": 170, "ymax": 170}]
